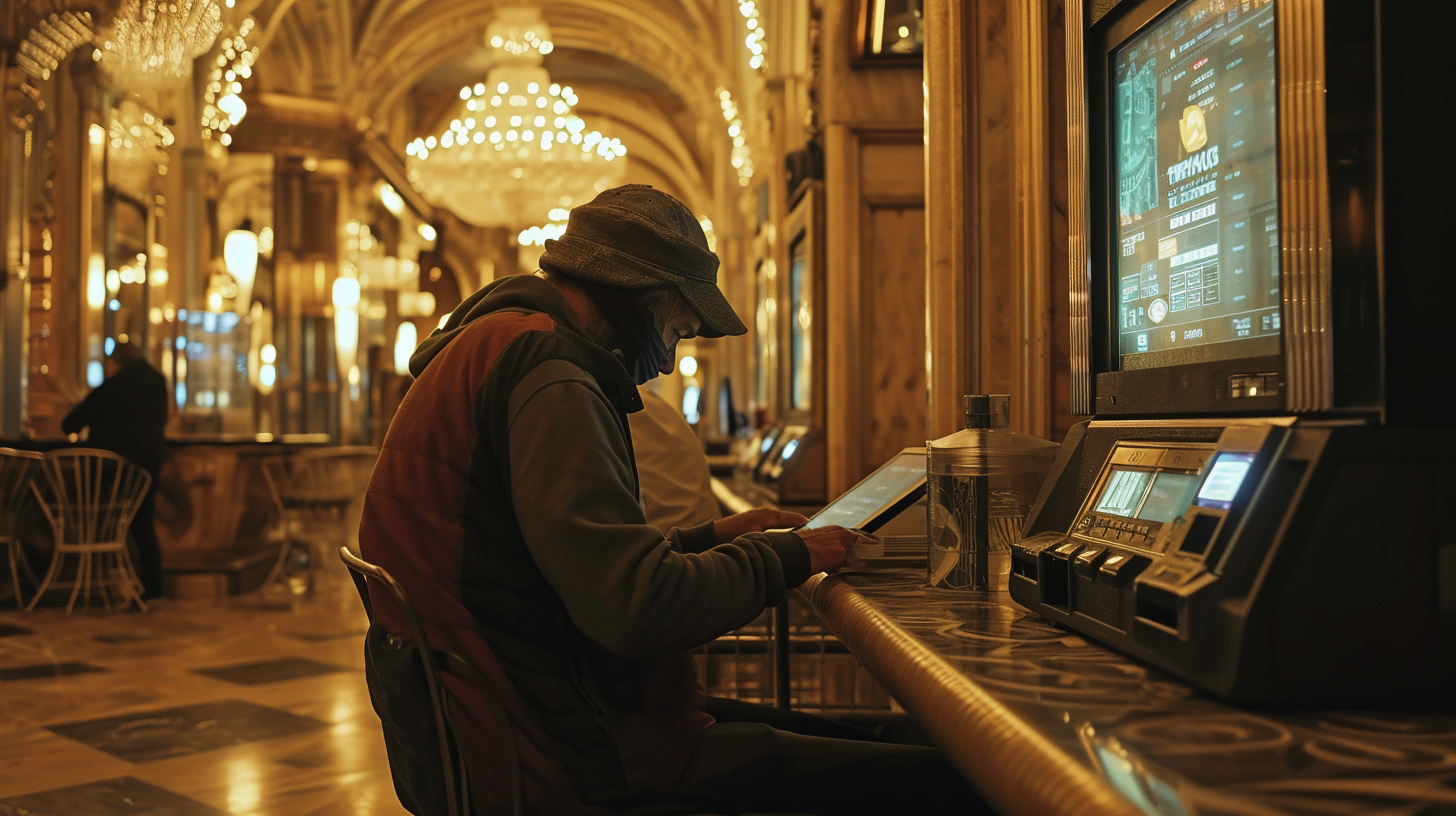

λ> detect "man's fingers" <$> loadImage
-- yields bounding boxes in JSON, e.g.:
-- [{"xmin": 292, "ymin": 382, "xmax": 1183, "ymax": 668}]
[{"xmin": 761, "ymin": 509, "xmax": 808, "ymax": 527}]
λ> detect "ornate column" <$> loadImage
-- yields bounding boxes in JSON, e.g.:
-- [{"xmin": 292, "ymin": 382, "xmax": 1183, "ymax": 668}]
[
  {"xmin": 924, "ymin": 0, "xmax": 1065, "ymax": 440},
  {"xmin": 1, "ymin": 62, "xmax": 37, "ymax": 436}
]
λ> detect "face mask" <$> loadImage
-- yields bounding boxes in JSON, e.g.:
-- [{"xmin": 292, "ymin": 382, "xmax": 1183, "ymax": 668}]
[{"xmin": 630, "ymin": 326, "xmax": 670, "ymax": 384}]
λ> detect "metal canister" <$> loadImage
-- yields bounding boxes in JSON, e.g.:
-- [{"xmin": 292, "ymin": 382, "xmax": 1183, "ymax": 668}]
[{"xmin": 927, "ymin": 395, "xmax": 1059, "ymax": 590}]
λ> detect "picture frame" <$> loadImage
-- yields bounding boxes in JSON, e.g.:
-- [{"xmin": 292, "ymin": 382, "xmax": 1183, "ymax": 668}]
[{"xmin": 854, "ymin": 0, "xmax": 925, "ymax": 66}]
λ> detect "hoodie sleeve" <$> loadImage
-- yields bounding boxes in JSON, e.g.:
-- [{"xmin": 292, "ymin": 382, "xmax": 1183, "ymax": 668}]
[{"xmin": 504, "ymin": 358, "xmax": 810, "ymax": 660}]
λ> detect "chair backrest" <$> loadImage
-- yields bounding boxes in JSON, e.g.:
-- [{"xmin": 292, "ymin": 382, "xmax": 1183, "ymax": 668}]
[
  {"xmin": 0, "ymin": 449, "xmax": 44, "ymax": 534},
  {"xmin": 263, "ymin": 447, "xmax": 378, "ymax": 518},
  {"xmin": 341, "ymin": 545, "xmax": 529, "ymax": 816},
  {"xmin": 34, "ymin": 449, "xmax": 152, "ymax": 546}
]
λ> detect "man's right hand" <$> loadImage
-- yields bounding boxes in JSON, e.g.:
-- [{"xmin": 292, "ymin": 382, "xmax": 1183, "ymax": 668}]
[{"xmin": 795, "ymin": 526, "xmax": 861, "ymax": 575}]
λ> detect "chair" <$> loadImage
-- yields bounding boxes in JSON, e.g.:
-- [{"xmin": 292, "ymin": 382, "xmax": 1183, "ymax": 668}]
[
  {"xmin": 26, "ymin": 449, "xmax": 152, "ymax": 613},
  {"xmin": 1, "ymin": 448, "xmax": 44, "ymax": 609},
  {"xmin": 261, "ymin": 447, "xmax": 377, "ymax": 594},
  {"xmin": 340, "ymin": 546, "xmax": 523, "ymax": 816}
]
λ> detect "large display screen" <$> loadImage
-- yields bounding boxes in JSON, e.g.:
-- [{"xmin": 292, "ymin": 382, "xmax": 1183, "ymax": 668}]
[
  {"xmin": 1112, "ymin": 0, "xmax": 1280, "ymax": 369},
  {"xmin": 789, "ymin": 236, "xmax": 811, "ymax": 411}
]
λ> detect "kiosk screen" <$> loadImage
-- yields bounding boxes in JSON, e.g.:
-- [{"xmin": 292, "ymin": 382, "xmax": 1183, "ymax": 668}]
[
  {"xmin": 802, "ymin": 450, "xmax": 925, "ymax": 532},
  {"xmin": 1095, "ymin": 469, "xmax": 1153, "ymax": 517},
  {"xmin": 1195, "ymin": 452, "xmax": 1255, "ymax": 509},
  {"xmin": 1137, "ymin": 471, "xmax": 1203, "ymax": 522},
  {"xmin": 1112, "ymin": 0, "xmax": 1280, "ymax": 369}
]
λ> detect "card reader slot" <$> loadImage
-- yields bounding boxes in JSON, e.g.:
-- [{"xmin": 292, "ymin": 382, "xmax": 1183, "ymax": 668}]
[
  {"xmin": 1040, "ymin": 542, "xmax": 1084, "ymax": 609},
  {"xmin": 1135, "ymin": 582, "xmax": 1180, "ymax": 634}
]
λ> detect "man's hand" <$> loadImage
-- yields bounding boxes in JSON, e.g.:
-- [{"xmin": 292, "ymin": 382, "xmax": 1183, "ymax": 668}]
[
  {"xmin": 796, "ymin": 526, "xmax": 861, "ymax": 576},
  {"xmin": 712, "ymin": 508, "xmax": 808, "ymax": 544}
]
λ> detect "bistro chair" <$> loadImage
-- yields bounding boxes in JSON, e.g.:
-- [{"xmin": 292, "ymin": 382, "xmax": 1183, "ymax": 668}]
[
  {"xmin": 339, "ymin": 545, "xmax": 524, "ymax": 816},
  {"xmin": 26, "ymin": 449, "xmax": 151, "ymax": 614},
  {"xmin": 261, "ymin": 446, "xmax": 377, "ymax": 594},
  {"xmin": 1, "ymin": 448, "xmax": 44, "ymax": 609}
]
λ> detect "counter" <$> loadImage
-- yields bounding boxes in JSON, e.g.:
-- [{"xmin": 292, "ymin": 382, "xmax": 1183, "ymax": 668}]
[{"xmin": 802, "ymin": 568, "xmax": 1456, "ymax": 816}]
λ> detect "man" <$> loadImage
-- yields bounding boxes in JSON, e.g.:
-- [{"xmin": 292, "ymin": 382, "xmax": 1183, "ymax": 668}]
[
  {"xmin": 62, "ymin": 342, "xmax": 169, "ymax": 600},
  {"xmin": 359, "ymin": 185, "xmax": 982, "ymax": 815}
]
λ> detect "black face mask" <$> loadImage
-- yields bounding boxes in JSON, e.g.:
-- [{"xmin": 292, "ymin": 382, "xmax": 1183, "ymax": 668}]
[{"xmin": 630, "ymin": 326, "xmax": 670, "ymax": 385}]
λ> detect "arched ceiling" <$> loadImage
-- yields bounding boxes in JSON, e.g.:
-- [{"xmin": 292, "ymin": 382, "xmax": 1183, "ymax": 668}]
[{"xmin": 243, "ymin": 0, "xmax": 750, "ymax": 226}]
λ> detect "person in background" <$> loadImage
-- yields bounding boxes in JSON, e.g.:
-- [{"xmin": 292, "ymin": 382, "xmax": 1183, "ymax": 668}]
[
  {"xmin": 628, "ymin": 383, "xmax": 721, "ymax": 532},
  {"xmin": 62, "ymin": 342, "xmax": 169, "ymax": 600}
]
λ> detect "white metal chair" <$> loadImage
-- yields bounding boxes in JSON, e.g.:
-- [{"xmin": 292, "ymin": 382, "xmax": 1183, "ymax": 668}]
[
  {"xmin": 260, "ymin": 446, "xmax": 377, "ymax": 594},
  {"xmin": 26, "ymin": 448, "xmax": 152, "ymax": 613},
  {"xmin": 1, "ymin": 448, "xmax": 45, "ymax": 609}
]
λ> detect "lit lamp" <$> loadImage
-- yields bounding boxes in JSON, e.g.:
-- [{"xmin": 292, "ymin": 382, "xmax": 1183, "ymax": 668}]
[
  {"xmin": 332, "ymin": 275, "xmax": 361, "ymax": 380},
  {"xmin": 258, "ymin": 343, "xmax": 277, "ymax": 395},
  {"xmin": 224, "ymin": 220, "xmax": 259, "ymax": 310},
  {"xmin": 394, "ymin": 322, "xmax": 418, "ymax": 377}
]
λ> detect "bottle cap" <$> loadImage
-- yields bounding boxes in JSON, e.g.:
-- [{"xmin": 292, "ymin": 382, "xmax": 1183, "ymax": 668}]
[{"xmin": 964, "ymin": 394, "xmax": 1011, "ymax": 429}]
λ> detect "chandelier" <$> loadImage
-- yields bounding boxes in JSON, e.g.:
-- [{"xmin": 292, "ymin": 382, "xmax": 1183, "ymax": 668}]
[
  {"xmin": 98, "ymin": 0, "xmax": 223, "ymax": 91},
  {"xmin": 16, "ymin": 12, "xmax": 94, "ymax": 82},
  {"xmin": 201, "ymin": 16, "xmax": 259, "ymax": 146},
  {"xmin": 406, "ymin": 7, "xmax": 627, "ymax": 228}
]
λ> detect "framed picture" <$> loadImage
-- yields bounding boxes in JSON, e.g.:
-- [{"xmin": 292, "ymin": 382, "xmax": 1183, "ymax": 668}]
[{"xmin": 855, "ymin": 0, "xmax": 924, "ymax": 65}]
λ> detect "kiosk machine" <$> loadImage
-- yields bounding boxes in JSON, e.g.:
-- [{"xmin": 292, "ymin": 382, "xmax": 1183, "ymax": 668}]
[{"xmin": 1009, "ymin": 0, "xmax": 1455, "ymax": 702}]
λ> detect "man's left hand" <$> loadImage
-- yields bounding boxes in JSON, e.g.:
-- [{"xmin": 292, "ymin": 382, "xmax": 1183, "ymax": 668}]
[{"xmin": 713, "ymin": 508, "xmax": 808, "ymax": 544}]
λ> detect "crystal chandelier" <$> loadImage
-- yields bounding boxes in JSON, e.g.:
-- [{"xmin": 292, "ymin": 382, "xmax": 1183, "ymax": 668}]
[
  {"xmin": 98, "ymin": 0, "xmax": 223, "ymax": 91},
  {"xmin": 16, "ymin": 12, "xmax": 93, "ymax": 82},
  {"xmin": 201, "ymin": 16, "xmax": 259, "ymax": 146},
  {"xmin": 406, "ymin": 7, "xmax": 627, "ymax": 228}
]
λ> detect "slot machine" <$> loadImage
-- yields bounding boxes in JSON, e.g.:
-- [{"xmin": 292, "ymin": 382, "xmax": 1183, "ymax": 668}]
[{"xmin": 1009, "ymin": 0, "xmax": 1456, "ymax": 703}]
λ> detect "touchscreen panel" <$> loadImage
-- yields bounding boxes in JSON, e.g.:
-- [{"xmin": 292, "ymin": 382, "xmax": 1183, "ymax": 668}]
[
  {"xmin": 1095, "ymin": 469, "xmax": 1154, "ymax": 517},
  {"xmin": 1195, "ymin": 452, "xmax": 1255, "ymax": 509},
  {"xmin": 802, "ymin": 452, "xmax": 925, "ymax": 532},
  {"xmin": 1136, "ymin": 471, "xmax": 1203, "ymax": 522},
  {"xmin": 1113, "ymin": 0, "xmax": 1280, "ymax": 369}
]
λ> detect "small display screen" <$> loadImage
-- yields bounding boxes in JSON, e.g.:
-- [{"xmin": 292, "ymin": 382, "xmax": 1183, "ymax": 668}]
[
  {"xmin": 781, "ymin": 438, "xmax": 801, "ymax": 460},
  {"xmin": 803, "ymin": 452, "xmax": 925, "ymax": 532},
  {"xmin": 1112, "ymin": 0, "xmax": 1281, "ymax": 370},
  {"xmin": 1136, "ymin": 471, "xmax": 1203, "ymax": 522},
  {"xmin": 1095, "ymin": 469, "xmax": 1154, "ymax": 517},
  {"xmin": 1196, "ymin": 452, "xmax": 1256, "ymax": 509},
  {"xmin": 789, "ymin": 236, "xmax": 812, "ymax": 411}
]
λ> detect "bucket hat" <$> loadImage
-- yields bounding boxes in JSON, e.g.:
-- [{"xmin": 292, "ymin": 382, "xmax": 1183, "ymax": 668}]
[{"xmin": 538, "ymin": 184, "xmax": 747, "ymax": 338}]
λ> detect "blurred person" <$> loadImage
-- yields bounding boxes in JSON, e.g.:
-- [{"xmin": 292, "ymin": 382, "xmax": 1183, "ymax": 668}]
[
  {"xmin": 629, "ymin": 384, "xmax": 721, "ymax": 532},
  {"xmin": 359, "ymin": 185, "xmax": 983, "ymax": 815},
  {"xmin": 62, "ymin": 341, "xmax": 169, "ymax": 600}
]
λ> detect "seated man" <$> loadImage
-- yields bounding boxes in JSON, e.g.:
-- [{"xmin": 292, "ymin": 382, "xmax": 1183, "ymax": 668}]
[{"xmin": 359, "ymin": 185, "xmax": 984, "ymax": 815}]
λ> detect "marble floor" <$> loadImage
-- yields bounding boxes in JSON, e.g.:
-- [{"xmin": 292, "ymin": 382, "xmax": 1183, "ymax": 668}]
[{"xmin": 0, "ymin": 576, "xmax": 411, "ymax": 816}]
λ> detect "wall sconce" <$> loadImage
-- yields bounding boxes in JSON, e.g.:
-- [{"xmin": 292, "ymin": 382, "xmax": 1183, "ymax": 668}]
[
  {"xmin": 394, "ymin": 321, "xmax": 418, "ymax": 377},
  {"xmin": 398, "ymin": 290, "xmax": 436, "ymax": 317},
  {"xmin": 224, "ymin": 220, "xmax": 259, "ymax": 310},
  {"xmin": 332, "ymin": 275, "xmax": 361, "ymax": 379},
  {"xmin": 378, "ymin": 182, "xmax": 405, "ymax": 217}
]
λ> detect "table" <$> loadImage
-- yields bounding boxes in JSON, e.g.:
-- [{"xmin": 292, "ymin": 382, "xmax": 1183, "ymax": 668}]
[{"xmin": 802, "ymin": 568, "xmax": 1456, "ymax": 816}]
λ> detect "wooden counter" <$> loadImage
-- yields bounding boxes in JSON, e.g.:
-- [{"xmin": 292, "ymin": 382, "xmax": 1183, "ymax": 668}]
[{"xmin": 802, "ymin": 568, "xmax": 1456, "ymax": 816}]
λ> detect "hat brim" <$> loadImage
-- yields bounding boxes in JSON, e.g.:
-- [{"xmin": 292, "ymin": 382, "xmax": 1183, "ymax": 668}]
[
  {"xmin": 676, "ymin": 277, "xmax": 747, "ymax": 339},
  {"xmin": 542, "ymin": 235, "xmax": 747, "ymax": 338}
]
